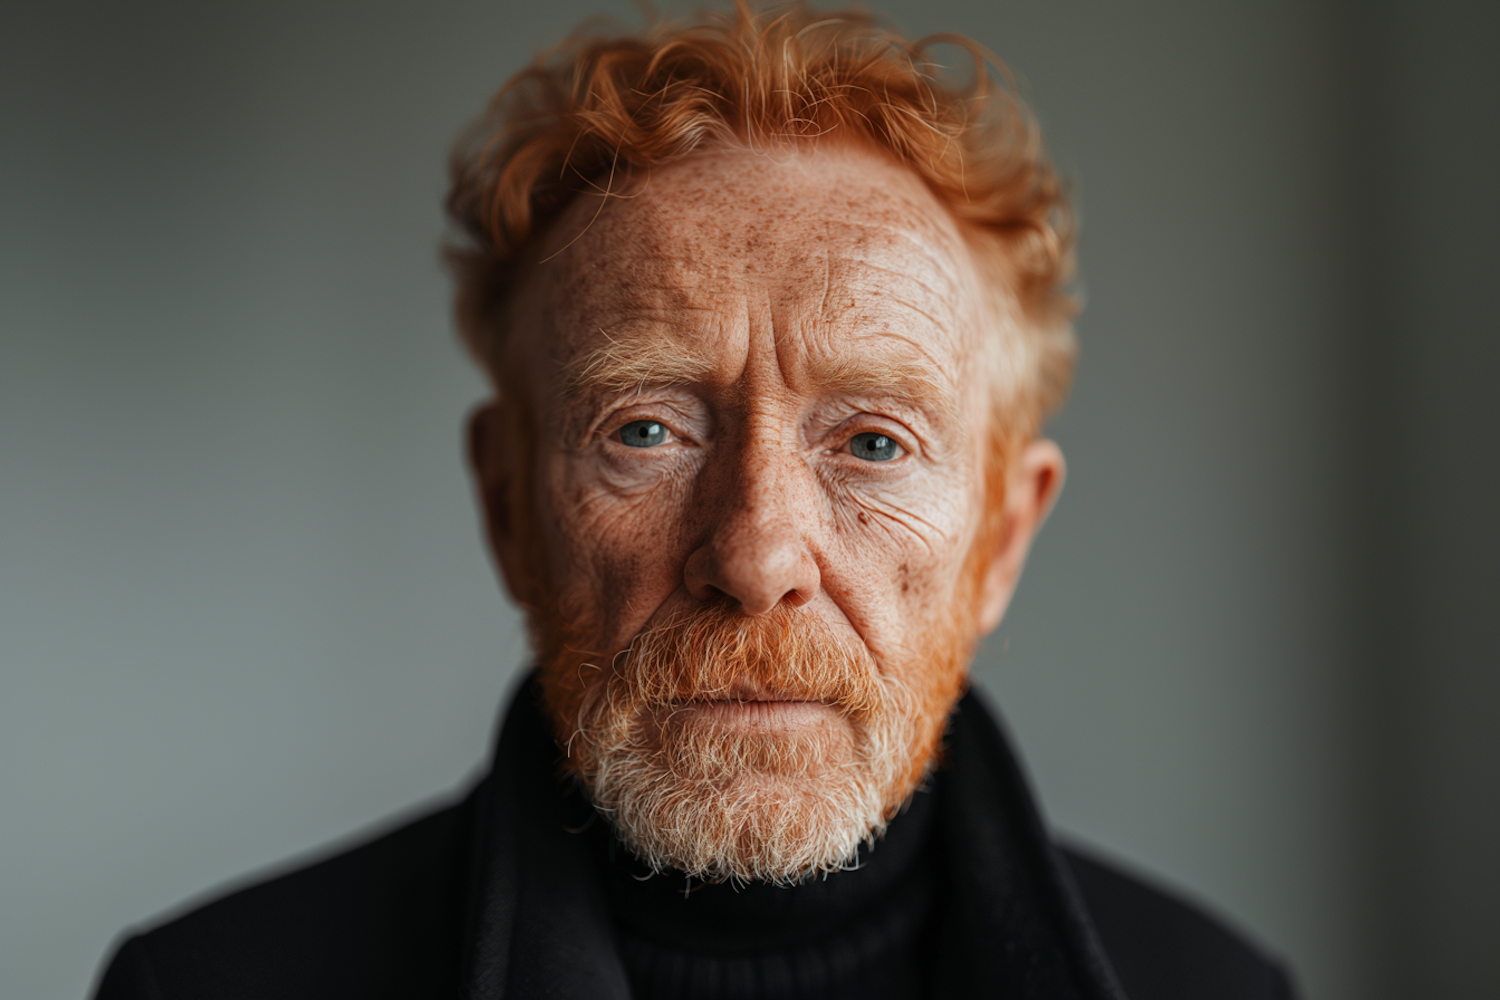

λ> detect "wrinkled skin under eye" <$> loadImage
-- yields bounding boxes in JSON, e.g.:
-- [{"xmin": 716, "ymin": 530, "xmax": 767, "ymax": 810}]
[
  {"xmin": 849, "ymin": 432, "xmax": 901, "ymax": 462},
  {"xmin": 619, "ymin": 420, "xmax": 668, "ymax": 447}
]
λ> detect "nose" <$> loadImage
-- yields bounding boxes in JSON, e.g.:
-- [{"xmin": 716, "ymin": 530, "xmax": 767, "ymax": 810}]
[{"xmin": 683, "ymin": 440, "xmax": 821, "ymax": 616}]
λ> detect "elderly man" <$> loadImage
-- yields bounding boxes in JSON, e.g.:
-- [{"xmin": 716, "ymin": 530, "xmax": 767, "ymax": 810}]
[{"xmin": 95, "ymin": 6, "xmax": 1295, "ymax": 999}]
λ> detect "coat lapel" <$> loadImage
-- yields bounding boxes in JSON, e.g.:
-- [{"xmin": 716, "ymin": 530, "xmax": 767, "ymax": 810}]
[
  {"xmin": 461, "ymin": 680, "xmax": 630, "ymax": 999},
  {"xmin": 935, "ymin": 688, "xmax": 1128, "ymax": 1000}
]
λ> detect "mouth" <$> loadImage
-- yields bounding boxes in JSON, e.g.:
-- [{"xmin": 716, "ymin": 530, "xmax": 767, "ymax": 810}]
[{"xmin": 669, "ymin": 698, "xmax": 841, "ymax": 730}]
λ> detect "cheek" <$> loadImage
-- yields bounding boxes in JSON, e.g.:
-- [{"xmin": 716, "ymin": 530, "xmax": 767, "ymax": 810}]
[
  {"xmin": 851, "ymin": 474, "xmax": 975, "ymax": 560},
  {"xmin": 825, "ymin": 472, "xmax": 982, "ymax": 627},
  {"xmin": 539, "ymin": 457, "xmax": 697, "ymax": 642}
]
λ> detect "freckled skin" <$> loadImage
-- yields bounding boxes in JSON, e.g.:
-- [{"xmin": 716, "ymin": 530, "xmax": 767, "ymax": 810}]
[{"xmin": 472, "ymin": 145, "xmax": 1064, "ymax": 726}]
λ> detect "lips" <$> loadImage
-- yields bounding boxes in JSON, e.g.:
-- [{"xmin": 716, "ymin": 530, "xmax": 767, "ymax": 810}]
[{"xmin": 670, "ymin": 699, "xmax": 840, "ymax": 729}]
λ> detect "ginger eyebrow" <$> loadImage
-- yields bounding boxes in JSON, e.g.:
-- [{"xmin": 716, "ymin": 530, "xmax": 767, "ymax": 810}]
[
  {"xmin": 803, "ymin": 351, "xmax": 961, "ymax": 423},
  {"xmin": 564, "ymin": 335, "xmax": 718, "ymax": 400}
]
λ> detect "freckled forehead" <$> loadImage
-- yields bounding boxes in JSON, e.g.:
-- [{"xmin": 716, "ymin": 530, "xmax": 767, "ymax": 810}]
[{"xmin": 530, "ymin": 147, "xmax": 982, "ymax": 362}]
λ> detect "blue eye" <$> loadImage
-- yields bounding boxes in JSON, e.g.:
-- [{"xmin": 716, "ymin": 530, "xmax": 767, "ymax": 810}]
[
  {"xmin": 618, "ymin": 420, "xmax": 669, "ymax": 447},
  {"xmin": 849, "ymin": 432, "xmax": 901, "ymax": 462}
]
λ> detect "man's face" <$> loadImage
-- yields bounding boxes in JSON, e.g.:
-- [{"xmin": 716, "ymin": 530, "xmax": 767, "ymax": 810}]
[{"xmin": 473, "ymin": 146, "xmax": 1061, "ymax": 881}]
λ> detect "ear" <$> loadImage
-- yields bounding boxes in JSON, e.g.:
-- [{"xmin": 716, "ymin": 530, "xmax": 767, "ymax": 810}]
[
  {"xmin": 466, "ymin": 399, "xmax": 537, "ymax": 608},
  {"xmin": 975, "ymin": 438, "xmax": 1066, "ymax": 634}
]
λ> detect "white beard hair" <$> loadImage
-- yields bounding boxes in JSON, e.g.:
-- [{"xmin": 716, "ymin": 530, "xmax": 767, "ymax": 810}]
[{"xmin": 571, "ymin": 673, "xmax": 924, "ymax": 886}]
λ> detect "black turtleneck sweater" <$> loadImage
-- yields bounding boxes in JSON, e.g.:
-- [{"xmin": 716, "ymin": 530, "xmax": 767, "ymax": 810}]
[{"xmin": 594, "ymin": 784, "xmax": 941, "ymax": 1000}]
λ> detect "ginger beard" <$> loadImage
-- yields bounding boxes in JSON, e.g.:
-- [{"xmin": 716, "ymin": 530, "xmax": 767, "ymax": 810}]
[{"xmin": 532, "ymin": 590, "xmax": 980, "ymax": 885}]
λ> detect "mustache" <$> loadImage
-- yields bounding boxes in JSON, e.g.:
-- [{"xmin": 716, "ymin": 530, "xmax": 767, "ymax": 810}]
[{"xmin": 591, "ymin": 600, "xmax": 886, "ymax": 719}]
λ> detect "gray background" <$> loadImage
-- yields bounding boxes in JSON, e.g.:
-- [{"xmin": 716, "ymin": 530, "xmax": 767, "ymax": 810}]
[{"xmin": 2, "ymin": 2, "xmax": 1496, "ymax": 998}]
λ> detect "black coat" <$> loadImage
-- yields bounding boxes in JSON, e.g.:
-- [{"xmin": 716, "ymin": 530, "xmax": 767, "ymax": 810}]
[{"xmin": 94, "ymin": 683, "xmax": 1297, "ymax": 999}]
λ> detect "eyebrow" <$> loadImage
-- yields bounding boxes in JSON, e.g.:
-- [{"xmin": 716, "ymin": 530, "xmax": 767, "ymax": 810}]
[
  {"xmin": 564, "ymin": 332, "xmax": 718, "ymax": 401},
  {"xmin": 564, "ymin": 330, "xmax": 962, "ymax": 423},
  {"xmin": 802, "ymin": 348, "xmax": 961, "ymax": 422}
]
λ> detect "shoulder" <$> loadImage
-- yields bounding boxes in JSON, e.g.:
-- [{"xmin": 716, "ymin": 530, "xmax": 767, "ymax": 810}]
[
  {"xmin": 94, "ymin": 795, "xmax": 473, "ymax": 1000},
  {"xmin": 1059, "ymin": 845, "xmax": 1298, "ymax": 1000}
]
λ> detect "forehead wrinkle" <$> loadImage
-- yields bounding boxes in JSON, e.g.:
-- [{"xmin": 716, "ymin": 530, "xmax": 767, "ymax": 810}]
[
  {"xmin": 811, "ymin": 269, "xmax": 969, "ymax": 384},
  {"xmin": 877, "ymin": 296, "xmax": 963, "ymax": 344},
  {"xmin": 848, "ymin": 258, "xmax": 958, "ymax": 302},
  {"xmin": 813, "ymin": 242, "xmax": 970, "ymax": 338},
  {"xmin": 824, "ymin": 208, "xmax": 970, "ymax": 275},
  {"xmin": 545, "ymin": 253, "xmax": 744, "ymax": 398}
]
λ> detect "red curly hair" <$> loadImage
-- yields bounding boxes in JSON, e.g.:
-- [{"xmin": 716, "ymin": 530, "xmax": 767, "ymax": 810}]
[{"xmin": 445, "ymin": 1, "xmax": 1076, "ymax": 436}]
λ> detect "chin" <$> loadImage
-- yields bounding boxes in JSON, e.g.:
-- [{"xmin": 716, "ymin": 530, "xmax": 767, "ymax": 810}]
[{"xmin": 586, "ymin": 704, "xmax": 909, "ymax": 885}]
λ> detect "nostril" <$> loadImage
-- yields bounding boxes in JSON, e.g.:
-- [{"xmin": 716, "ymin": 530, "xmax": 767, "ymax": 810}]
[{"xmin": 683, "ymin": 530, "xmax": 820, "ymax": 615}]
